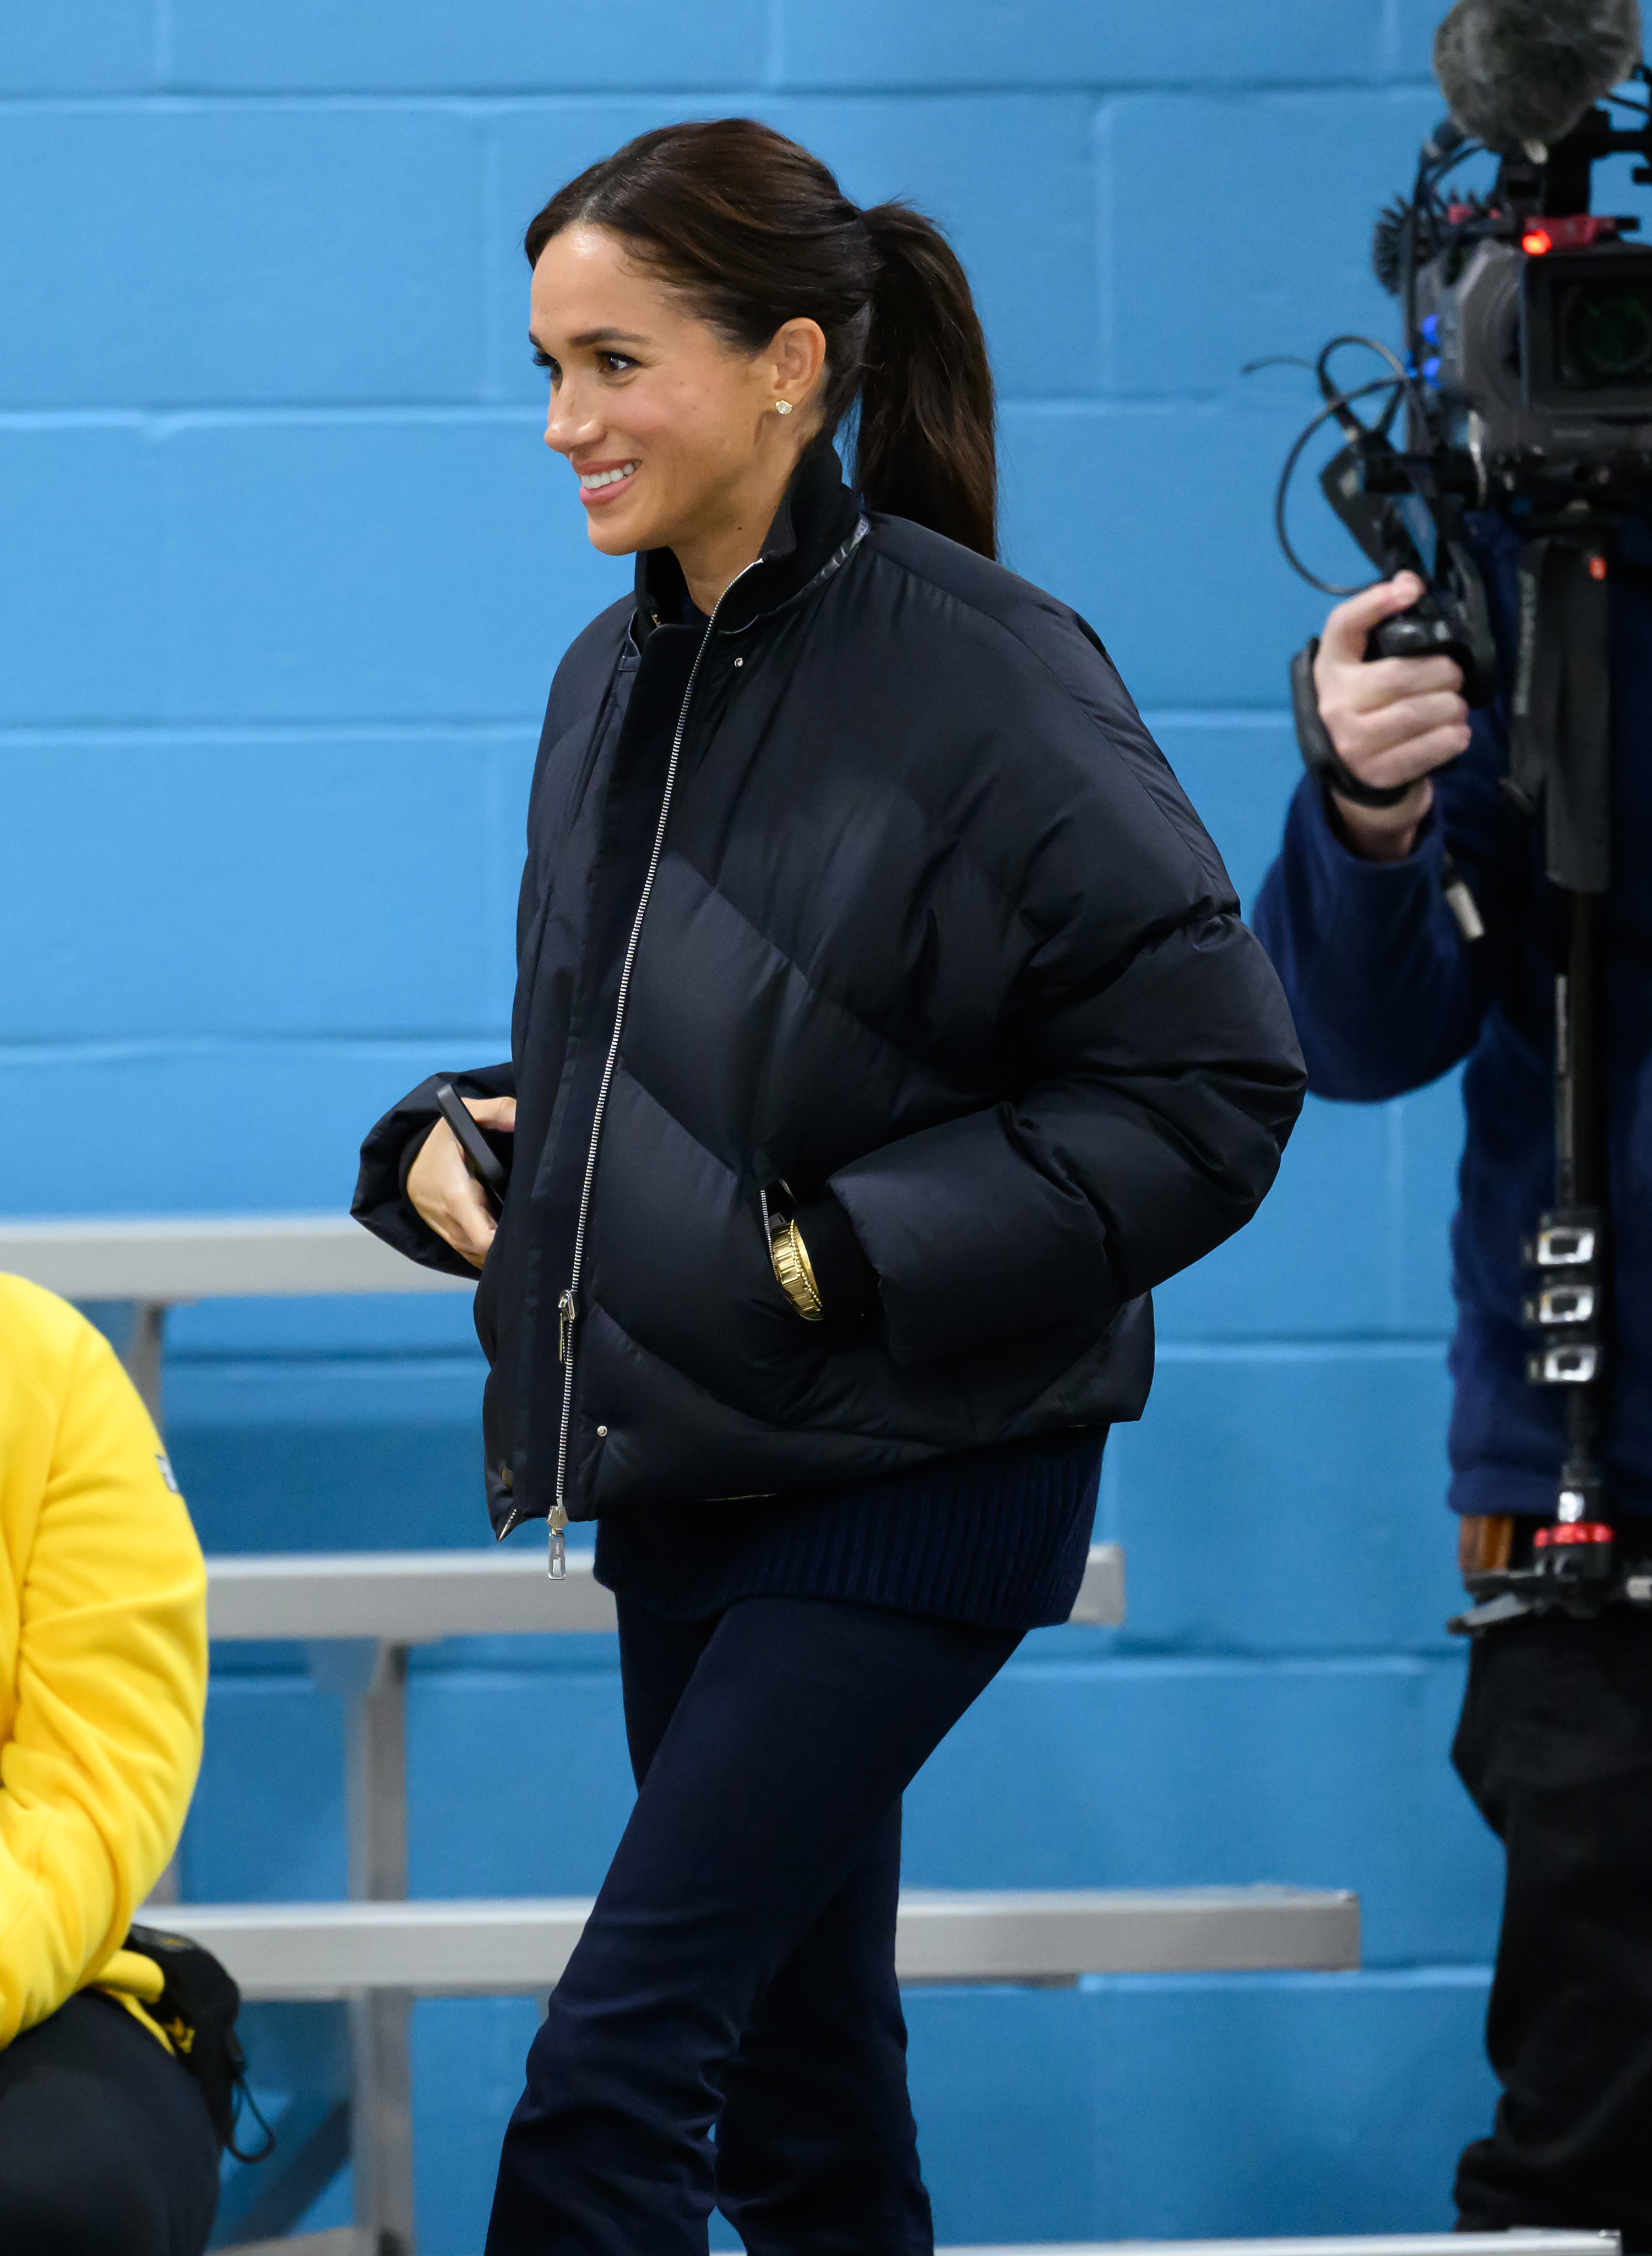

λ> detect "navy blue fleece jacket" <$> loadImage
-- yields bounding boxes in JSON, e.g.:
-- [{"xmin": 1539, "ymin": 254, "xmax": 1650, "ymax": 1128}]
[{"xmin": 1252, "ymin": 515, "xmax": 1652, "ymax": 1521}]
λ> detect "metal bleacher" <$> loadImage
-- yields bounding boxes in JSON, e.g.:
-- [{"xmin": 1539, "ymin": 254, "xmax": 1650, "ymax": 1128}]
[{"xmin": 0, "ymin": 1215, "xmax": 1363, "ymax": 2256}]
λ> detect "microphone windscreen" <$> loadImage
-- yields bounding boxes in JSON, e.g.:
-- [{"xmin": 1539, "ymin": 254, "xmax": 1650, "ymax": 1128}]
[{"xmin": 1433, "ymin": 0, "xmax": 1643, "ymax": 151}]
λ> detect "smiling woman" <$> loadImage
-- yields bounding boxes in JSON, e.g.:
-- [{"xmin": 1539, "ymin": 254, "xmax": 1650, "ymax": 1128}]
[
  {"xmin": 351, "ymin": 115, "xmax": 1305, "ymax": 2256},
  {"xmin": 528, "ymin": 220, "xmax": 831, "ymax": 607},
  {"xmin": 522, "ymin": 115, "xmax": 997, "ymax": 600}
]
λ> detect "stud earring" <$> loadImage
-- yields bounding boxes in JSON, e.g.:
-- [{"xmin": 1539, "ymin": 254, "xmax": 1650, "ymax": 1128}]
[{"xmin": 774, "ymin": 399, "xmax": 794, "ymax": 416}]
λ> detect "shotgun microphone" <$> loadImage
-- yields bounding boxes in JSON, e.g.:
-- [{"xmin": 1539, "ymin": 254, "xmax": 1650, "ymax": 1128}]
[{"xmin": 1432, "ymin": 0, "xmax": 1643, "ymax": 153}]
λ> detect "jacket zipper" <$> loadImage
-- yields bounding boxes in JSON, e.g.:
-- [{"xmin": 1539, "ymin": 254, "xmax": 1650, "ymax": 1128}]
[{"xmin": 546, "ymin": 566, "xmax": 757, "ymax": 1577}]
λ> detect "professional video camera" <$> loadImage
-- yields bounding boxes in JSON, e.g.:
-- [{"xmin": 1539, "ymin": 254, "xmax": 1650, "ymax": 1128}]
[{"xmin": 1270, "ymin": 0, "xmax": 1652, "ymax": 1629}]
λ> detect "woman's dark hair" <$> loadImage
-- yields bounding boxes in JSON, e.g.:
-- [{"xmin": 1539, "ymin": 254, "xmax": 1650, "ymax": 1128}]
[{"xmin": 524, "ymin": 118, "xmax": 997, "ymax": 561}]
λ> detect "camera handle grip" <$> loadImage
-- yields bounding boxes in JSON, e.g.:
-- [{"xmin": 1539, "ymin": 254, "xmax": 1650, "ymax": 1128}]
[{"xmin": 1289, "ymin": 640, "xmax": 1418, "ymax": 810}]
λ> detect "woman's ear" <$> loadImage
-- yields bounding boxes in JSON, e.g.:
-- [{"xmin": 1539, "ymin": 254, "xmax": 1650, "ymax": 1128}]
[{"xmin": 767, "ymin": 317, "xmax": 828, "ymax": 418}]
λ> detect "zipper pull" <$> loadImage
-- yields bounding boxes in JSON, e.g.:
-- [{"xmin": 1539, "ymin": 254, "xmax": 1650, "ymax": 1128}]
[
  {"xmin": 548, "ymin": 1502, "xmax": 568, "ymax": 1580},
  {"xmin": 558, "ymin": 1288, "xmax": 577, "ymax": 1365}
]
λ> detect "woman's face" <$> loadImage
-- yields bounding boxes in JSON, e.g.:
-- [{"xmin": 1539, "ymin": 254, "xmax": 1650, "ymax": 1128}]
[{"xmin": 530, "ymin": 224, "xmax": 819, "ymax": 565}]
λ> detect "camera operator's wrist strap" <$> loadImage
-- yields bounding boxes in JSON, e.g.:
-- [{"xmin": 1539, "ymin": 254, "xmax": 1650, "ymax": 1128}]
[{"xmin": 1506, "ymin": 536, "xmax": 1612, "ymax": 898}]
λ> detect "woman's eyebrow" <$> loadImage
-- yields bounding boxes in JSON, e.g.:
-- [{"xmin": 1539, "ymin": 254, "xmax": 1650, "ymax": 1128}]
[{"xmin": 528, "ymin": 328, "xmax": 650, "ymax": 352}]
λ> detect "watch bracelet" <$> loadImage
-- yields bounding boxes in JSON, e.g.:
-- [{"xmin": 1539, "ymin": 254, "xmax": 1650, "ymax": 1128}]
[{"xmin": 769, "ymin": 1219, "xmax": 824, "ymax": 1320}]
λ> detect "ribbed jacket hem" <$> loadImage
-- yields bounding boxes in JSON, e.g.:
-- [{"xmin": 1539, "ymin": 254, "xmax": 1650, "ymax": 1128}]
[{"xmin": 593, "ymin": 1430, "xmax": 1106, "ymax": 1632}]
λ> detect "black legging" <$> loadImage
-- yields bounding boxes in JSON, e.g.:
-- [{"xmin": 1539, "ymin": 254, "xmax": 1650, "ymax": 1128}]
[
  {"xmin": 486, "ymin": 1594, "xmax": 1021, "ymax": 2254},
  {"xmin": 0, "ymin": 1990, "xmax": 220, "ymax": 2255}
]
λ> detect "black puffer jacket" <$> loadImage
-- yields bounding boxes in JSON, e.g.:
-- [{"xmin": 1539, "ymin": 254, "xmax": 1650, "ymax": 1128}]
[{"xmin": 355, "ymin": 445, "xmax": 1305, "ymax": 1539}]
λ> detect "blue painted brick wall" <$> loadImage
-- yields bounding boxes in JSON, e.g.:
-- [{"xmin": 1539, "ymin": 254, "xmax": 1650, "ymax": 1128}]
[{"xmin": 0, "ymin": 4, "xmax": 1544, "ymax": 2247}]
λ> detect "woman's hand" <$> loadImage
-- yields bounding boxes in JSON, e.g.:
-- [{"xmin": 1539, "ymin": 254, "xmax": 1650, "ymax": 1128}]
[
  {"xmin": 406, "ymin": 1095, "xmax": 516, "ymax": 1269},
  {"xmin": 1313, "ymin": 572, "xmax": 1473, "ymax": 862}
]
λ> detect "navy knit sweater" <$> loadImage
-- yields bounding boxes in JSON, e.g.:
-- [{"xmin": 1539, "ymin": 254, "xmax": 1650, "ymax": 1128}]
[{"xmin": 594, "ymin": 1428, "xmax": 1105, "ymax": 1630}]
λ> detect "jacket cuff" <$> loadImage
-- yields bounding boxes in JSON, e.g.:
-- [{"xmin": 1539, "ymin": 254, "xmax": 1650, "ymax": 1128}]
[
  {"xmin": 352, "ymin": 1066, "xmax": 513, "ymax": 1281},
  {"xmin": 1303, "ymin": 771, "xmax": 1443, "ymax": 882}
]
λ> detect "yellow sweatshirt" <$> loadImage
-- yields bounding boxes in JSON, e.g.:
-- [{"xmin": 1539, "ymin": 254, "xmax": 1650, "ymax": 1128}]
[{"xmin": 0, "ymin": 1275, "xmax": 206, "ymax": 2049}]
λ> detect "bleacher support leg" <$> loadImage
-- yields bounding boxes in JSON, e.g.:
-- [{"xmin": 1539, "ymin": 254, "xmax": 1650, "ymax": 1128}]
[{"xmin": 311, "ymin": 1637, "xmax": 417, "ymax": 2255}]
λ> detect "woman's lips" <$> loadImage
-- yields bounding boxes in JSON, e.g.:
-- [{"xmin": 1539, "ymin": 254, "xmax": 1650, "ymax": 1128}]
[{"xmin": 577, "ymin": 459, "xmax": 639, "ymax": 509}]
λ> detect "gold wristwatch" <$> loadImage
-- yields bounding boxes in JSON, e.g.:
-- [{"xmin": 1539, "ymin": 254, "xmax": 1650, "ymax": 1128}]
[{"xmin": 768, "ymin": 1216, "xmax": 825, "ymax": 1321}]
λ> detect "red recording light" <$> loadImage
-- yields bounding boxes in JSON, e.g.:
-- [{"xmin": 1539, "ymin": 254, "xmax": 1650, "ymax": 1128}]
[
  {"xmin": 1589, "ymin": 555, "xmax": 1608, "ymax": 582},
  {"xmin": 1522, "ymin": 227, "xmax": 1553, "ymax": 255}
]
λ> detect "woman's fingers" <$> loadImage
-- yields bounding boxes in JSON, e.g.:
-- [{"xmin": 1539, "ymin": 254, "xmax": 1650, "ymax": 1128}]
[
  {"xmin": 406, "ymin": 1117, "xmax": 498, "ymax": 1269},
  {"xmin": 465, "ymin": 1095, "xmax": 517, "ymax": 1130}
]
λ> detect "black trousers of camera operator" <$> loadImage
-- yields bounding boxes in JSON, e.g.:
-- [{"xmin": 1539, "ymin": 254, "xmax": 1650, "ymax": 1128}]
[{"xmin": 1452, "ymin": 1570, "xmax": 1652, "ymax": 2250}]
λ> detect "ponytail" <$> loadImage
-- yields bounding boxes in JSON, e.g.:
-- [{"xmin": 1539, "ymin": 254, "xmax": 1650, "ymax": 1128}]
[
  {"xmin": 523, "ymin": 120, "xmax": 999, "ymax": 561},
  {"xmin": 856, "ymin": 204, "xmax": 997, "ymax": 561}
]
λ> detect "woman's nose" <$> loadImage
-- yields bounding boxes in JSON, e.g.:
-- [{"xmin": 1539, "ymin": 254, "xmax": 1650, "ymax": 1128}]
[{"xmin": 544, "ymin": 385, "xmax": 596, "ymax": 455}]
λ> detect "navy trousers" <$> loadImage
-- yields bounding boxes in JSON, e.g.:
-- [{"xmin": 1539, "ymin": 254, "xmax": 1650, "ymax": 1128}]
[{"xmin": 486, "ymin": 1594, "xmax": 1021, "ymax": 2255}]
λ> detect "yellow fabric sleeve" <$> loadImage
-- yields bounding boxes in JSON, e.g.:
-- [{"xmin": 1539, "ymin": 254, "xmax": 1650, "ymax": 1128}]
[{"xmin": 0, "ymin": 1278, "xmax": 207, "ymax": 2048}]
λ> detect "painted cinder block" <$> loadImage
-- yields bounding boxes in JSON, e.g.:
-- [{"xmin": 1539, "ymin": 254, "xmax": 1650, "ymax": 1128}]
[
  {"xmin": 164, "ymin": 0, "xmax": 772, "ymax": 94},
  {"xmin": 772, "ymin": 95, "xmax": 1097, "ymax": 398},
  {"xmin": 0, "ymin": 1037, "xmax": 506, "ymax": 1212},
  {"xmin": 999, "ymin": 400, "xmax": 1346, "ymax": 709},
  {"xmin": 410, "ymin": 1997, "xmax": 543, "ymax": 2254},
  {"xmin": 165, "ymin": 1354, "xmax": 490, "ymax": 1553},
  {"xmin": 184, "ymin": 1673, "xmax": 347, "ymax": 1901},
  {"xmin": 165, "ymin": 1292, "xmax": 482, "ymax": 1360},
  {"xmin": 1101, "ymin": 89, "xmax": 1444, "ymax": 400},
  {"xmin": 774, "ymin": 0, "xmax": 1389, "ymax": 91},
  {"xmin": 406, "ymin": 1658, "xmax": 637, "ymax": 1899},
  {"xmin": 1153, "ymin": 1096, "xmax": 1395, "ymax": 1341},
  {"xmin": 909, "ymin": 1970, "xmax": 1496, "ymax": 2245},
  {"xmin": 0, "ymin": 1, "xmax": 156, "ymax": 93},
  {"xmin": 1100, "ymin": 1342, "xmax": 1462, "ymax": 1654},
  {"xmin": 0, "ymin": 732, "xmax": 529, "ymax": 1041},
  {"xmin": 160, "ymin": 415, "xmax": 627, "ymax": 723},
  {"xmin": 0, "ymin": 426, "xmax": 165, "ymax": 723},
  {"xmin": 0, "ymin": 108, "xmax": 483, "ymax": 409},
  {"xmin": 1387, "ymin": 0, "xmax": 1455, "ymax": 81}
]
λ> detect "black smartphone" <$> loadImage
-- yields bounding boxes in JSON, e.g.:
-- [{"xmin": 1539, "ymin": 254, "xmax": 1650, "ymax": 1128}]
[{"xmin": 433, "ymin": 1081, "xmax": 510, "ymax": 1206}]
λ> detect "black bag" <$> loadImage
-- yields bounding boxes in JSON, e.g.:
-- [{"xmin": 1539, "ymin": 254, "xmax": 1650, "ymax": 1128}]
[{"xmin": 123, "ymin": 1922, "xmax": 274, "ymax": 2162}]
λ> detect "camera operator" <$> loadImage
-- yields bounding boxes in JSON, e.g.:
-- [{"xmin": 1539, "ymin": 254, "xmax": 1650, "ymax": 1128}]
[{"xmin": 1252, "ymin": 538, "xmax": 1652, "ymax": 2246}]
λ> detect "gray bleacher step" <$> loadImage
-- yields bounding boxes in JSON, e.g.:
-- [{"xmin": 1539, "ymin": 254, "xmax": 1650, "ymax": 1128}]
[
  {"xmin": 204, "ymin": 1541, "xmax": 1126, "ymax": 1641},
  {"xmin": 148, "ymin": 1884, "xmax": 1357, "ymax": 1999},
  {"xmin": 0, "ymin": 1210, "xmax": 474, "ymax": 1300}
]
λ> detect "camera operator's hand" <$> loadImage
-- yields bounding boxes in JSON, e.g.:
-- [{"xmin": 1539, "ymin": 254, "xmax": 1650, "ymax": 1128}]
[
  {"xmin": 406, "ymin": 1094, "xmax": 515, "ymax": 1269},
  {"xmin": 1314, "ymin": 572, "xmax": 1472, "ymax": 862}
]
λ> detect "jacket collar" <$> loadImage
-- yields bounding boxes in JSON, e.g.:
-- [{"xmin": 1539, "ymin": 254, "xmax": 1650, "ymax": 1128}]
[{"xmin": 634, "ymin": 441, "xmax": 862, "ymax": 639}]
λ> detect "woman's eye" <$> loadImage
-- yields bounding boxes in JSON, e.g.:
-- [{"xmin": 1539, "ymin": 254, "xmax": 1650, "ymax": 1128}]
[
  {"xmin": 599, "ymin": 353, "xmax": 636, "ymax": 375},
  {"xmin": 532, "ymin": 351, "xmax": 559, "ymax": 382}
]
